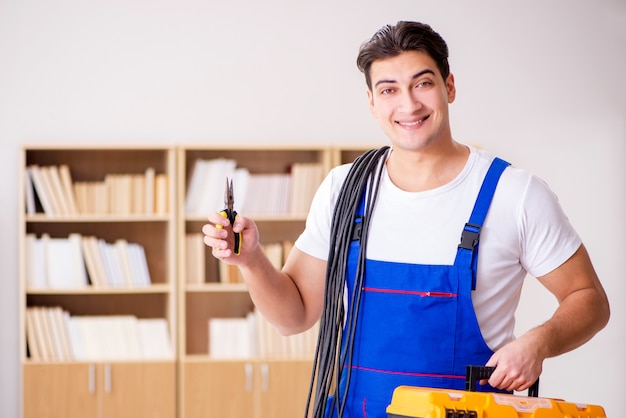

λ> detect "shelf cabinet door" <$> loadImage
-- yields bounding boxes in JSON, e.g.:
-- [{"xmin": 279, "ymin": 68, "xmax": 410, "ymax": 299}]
[
  {"xmin": 183, "ymin": 360, "xmax": 255, "ymax": 418},
  {"xmin": 23, "ymin": 362, "xmax": 175, "ymax": 418},
  {"xmin": 23, "ymin": 363, "xmax": 98, "ymax": 418},
  {"xmin": 182, "ymin": 360, "xmax": 314, "ymax": 418},
  {"xmin": 100, "ymin": 362, "xmax": 176, "ymax": 418},
  {"xmin": 256, "ymin": 360, "xmax": 314, "ymax": 418}
]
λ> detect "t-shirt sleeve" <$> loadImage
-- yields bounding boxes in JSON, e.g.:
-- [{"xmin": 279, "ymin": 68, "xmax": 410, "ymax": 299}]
[
  {"xmin": 519, "ymin": 174, "xmax": 582, "ymax": 278},
  {"xmin": 294, "ymin": 165, "xmax": 350, "ymax": 261}
]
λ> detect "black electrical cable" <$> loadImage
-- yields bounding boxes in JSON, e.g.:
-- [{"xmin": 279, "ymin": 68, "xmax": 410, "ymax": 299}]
[{"xmin": 305, "ymin": 146, "xmax": 390, "ymax": 418}]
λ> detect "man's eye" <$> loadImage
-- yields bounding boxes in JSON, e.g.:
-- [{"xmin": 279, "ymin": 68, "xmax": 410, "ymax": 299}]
[
  {"xmin": 416, "ymin": 81, "xmax": 433, "ymax": 89},
  {"xmin": 380, "ymin": 88, "xmax": 394, "ymax": 95}
]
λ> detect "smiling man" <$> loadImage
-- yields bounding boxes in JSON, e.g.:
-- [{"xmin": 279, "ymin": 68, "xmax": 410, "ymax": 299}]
[{"xmin": 203, "ymin": 21, "xmax": 610, "ymax": 418}]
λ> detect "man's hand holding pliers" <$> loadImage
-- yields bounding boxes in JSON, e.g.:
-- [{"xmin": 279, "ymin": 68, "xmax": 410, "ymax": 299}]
[{"xmin": 216, "ymin": 177, "xmax": 242, "ymax": 255}]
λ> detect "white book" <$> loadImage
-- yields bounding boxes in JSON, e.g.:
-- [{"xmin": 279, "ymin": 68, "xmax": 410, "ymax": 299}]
[
  {"xmin": 68, "ymin": 233, "xmax": 88, "ymax": 288},
  {"xmin": 114, "ymin": 239, "xmax": 135, "ymax": 287},
  {"xmin": 61, "ymin": 310, "xmax": 77, "ymax": 360},
  {"xmin": 209, "ymin": 317, "xmax": 255, "ymax": 359},
  {"xmin": 66, "ymin": 316, "xmax": 84, "ymax": 361},
  {"xmin": 193, "ymin": 158, "xmax": 237, "ymax": 216},
  {"xmin": 98, "ymin": 316, "xmax": 132, "ymax": 360},
  {"xmin": 24, "ymin": 234, "xmax": 47, "ymax": 289},
  {"xmin": 74, "ymin": 316, "xmax": 103, "ymax": 361},
  {"xmin": 232, "ymin": 167, "xmax": 250, "ymax": 214},
  {"xmin": 45, "ymin": 236, "xmax": 84, "ymax": 289},
  {"xmin": 120, "ymin": 316, "xmax": 143, "ymax": 360},
  {"xmin": 127, "ymin": 243, "xmax": 151, "ymax": 286},
  {"xmin": 185, "ymin": 159, "xmax": 209, "ymax": 215},
  {"xmin": 99, "ymin": 240, "xmax": 124, "ymax": 287},
  {"xmin": 46, "ymin": 307, "xmax": 69, "ymax": 361},
  {"xmin": 138, "ymin": 318, "xmax": 173, "ymax": 360},
  {"xmin": 97, "ymin": 239, "xmax": 115, "ymax": 287}
]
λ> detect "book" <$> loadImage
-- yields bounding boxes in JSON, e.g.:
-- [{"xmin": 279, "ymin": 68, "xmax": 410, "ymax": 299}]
[
  {"xmin": 185, "ymin": 233, "xmax": 205, "ymax": 284},
  {"xmin": 127, "ymin": 242, "xmax": 151, "ymax": 286},
  {"xmin": 81, "ymin": 235, "xmax": 107, "ymax": 288},
  {"xmin": 24, "ymin": 168, "xmax": 37, "ymax": 215},
  {"xmin": 27, "ymin": 165, "xmax": 56, "ymax": 215},
  {"xmin": 40, "ymin": 166, "xmax": 64, "ymax": 216},
  {"xmin": 24, "ymin": 234, "xmax": 47, "ymax": 289},
  {"xmin": 58, "ymin": 164, "xmax": 78, "ymax": 215},
  {"xmin": 289, "ymin": 162, "xmax": 325, "ymax": 216},
  {"xmin": 45, "ymin": 234, "xmax": 88, "ymax": 289},
  {"xmin": 131, "ymin": 174, "xmax": 145, "ymax": 214},
  {"xmin": 25, "ymin": 308, "xmax": 42, "ymax": 361},
  {"xmin": 137, "ymin": 318, "xmax": 174, "ymax": 359},
  {"xmin": 208, "ymin": 314, "xmax": 256, "ymax": 359},
  {"xmin": 155, "ymin": 173, "xmax": 168, "ymax": 214},
  {"xmin": 186, "ymin": 158, "xmax": 237, "ymax": 216},
  {"xmin": 144, "ymin": 167, "xmax": 155, "ymax": 214},
  {"xmin": 32, "ymin": 306, "xmax": 54, "ymax": 361},
  {"xmin": 46, "ymin": 165, "xmax": 71, "ymax": 216},
  {"xmin": 114, "ymin": 239, "xmax": 135, "ymax": 287}
]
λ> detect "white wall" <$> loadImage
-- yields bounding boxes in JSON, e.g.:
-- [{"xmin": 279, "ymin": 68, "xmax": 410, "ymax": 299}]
[{"xmin": 1, "ymin": 0, "xmax": 624, "ymax": 416}]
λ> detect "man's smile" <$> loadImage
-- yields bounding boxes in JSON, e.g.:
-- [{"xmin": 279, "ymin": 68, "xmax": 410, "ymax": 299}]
[{"xmin": 396, "ymin": 115, "xmax": 430, "ymax": 127}]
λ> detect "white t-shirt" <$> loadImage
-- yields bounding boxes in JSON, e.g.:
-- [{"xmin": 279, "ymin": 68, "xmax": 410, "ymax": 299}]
[{"xmin": 294, "ymin": 146, "xmax": 581, "ymax": 350}]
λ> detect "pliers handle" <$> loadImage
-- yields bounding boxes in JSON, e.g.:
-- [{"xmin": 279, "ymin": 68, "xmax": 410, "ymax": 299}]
[{"xmin": 217, "ymin": 178, "xmax": 242, "ymax": 255}]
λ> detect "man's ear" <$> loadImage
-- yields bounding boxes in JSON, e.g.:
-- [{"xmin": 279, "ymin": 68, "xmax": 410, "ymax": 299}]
[{"xmin": 446, "ymin": 73, "xmax": 456, "ymax": 103}]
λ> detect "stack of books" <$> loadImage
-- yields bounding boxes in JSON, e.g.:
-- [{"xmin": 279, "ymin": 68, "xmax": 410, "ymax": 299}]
[
  {"xmin": 208, "ymin": 310, "xmax": 319, "ymax": 360},
  {"xmin": 26, "ymin": 306, "xmax": 173, "ymax": 361},
  {"xmin": 184, "ymin": 158, "xmax": 325, "ymax": 217},
  {"xmin": 25, "ymin": 164, "xmax": 168, "ymax": 216},
  {"xmin": 24, "ymin": 233, "xmax": 151, "ymax": 289}
]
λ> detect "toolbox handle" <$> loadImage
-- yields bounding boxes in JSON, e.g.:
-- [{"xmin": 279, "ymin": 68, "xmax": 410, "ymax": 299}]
[{"xmin": 465, "ymin": 365, "xmax": 539, "ymax": 397}]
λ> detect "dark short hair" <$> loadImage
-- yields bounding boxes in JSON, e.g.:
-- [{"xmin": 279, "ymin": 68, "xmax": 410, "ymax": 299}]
[{"xmin": 356, "ymin": 21, "xmax": 450, "ymax": 91}]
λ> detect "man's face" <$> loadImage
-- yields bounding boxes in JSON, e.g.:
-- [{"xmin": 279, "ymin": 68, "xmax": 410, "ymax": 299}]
[{"xmin": 367, "ymin": 50, "xmax": 456, "ymax": 152}]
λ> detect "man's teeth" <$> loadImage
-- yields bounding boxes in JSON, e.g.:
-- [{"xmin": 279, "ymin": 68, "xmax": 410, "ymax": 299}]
[{"xmin": 399, "ymin": 118, "xmax": 424, "ymax": 126}]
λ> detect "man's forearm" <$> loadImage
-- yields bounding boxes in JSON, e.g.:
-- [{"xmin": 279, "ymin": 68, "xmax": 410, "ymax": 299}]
[
  {"xmin": 530, "ymin": 286, "xmax": 610, "ymax": 359},
  {"xmin": 238, "ymin": 245, "xmax": 308, "ymax": 335}
]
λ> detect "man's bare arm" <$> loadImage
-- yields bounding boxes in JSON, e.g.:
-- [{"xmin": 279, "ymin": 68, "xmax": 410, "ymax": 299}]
[
  {"xmin": 487, "ymin": 244, "xmax": 610, "ymax": 391},
  {"xmin": 203, "ymin": 212, "xmax": 326, "ymax": 336}
]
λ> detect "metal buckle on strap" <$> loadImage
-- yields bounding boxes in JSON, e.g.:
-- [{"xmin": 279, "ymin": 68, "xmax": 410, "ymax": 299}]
[
  {"xmin": 351, "ymin": 216, "xmax": 363, "ymax": 241},
  {"xmin": 459, "ymin": 223, "xmax": 481, "ymax": 250}
]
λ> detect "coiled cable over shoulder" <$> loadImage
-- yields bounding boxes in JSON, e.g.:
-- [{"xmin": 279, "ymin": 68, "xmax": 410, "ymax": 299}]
[{"xmin": 305, "ymin": 146, "xmax": 390, "ymax": 418}]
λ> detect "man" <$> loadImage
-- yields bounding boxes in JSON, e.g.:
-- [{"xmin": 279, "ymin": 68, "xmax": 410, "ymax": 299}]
[{"xmin": 203, "ymin": 21, "xmax": 609, "ymax": 418}]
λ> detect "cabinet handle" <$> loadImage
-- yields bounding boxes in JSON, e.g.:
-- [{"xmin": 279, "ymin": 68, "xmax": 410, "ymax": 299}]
[
  {"xmin": 104, "ymin": 364, "xmax": 112, "ymax": 394},
  {"xmin": 245, "ymin": 363, "xmax": 253, "ymax": 392},
  {"xmin": 260, "ymin": 363, "xmax": 269, "ymax": 392},
  {"xmin": 88, "ymin": 364, "xmax": 96, "ymax": 394}
]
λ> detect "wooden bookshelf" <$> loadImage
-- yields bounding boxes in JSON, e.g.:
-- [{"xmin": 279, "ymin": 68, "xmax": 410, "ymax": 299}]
[
  {"xmin": 177, "ymin": 144, "xmax": 331, "ymax": 418},
  {"xmin": 19, "ymin": 145, "xmax": 177, "ymax": 418},
  {"xmin": 19, "ymin": 143, "xmax": 382, "ymax": 418}
]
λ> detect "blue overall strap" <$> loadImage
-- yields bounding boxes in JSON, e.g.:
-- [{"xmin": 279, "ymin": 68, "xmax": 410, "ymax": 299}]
[{"xmin": 455, "ymin": 157, "xmax": 511, "ymax": 290}]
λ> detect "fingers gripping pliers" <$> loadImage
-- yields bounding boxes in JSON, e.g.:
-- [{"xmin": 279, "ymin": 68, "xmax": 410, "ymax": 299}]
[{"xmin": 218, "ymin": 177, "xmax": 242, "ymax": 255}]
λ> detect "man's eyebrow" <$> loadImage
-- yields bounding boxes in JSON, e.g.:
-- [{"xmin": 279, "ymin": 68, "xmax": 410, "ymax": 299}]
[{"xmin": 373, "ymin": 69, "xmax": 436, "ymax": 88}]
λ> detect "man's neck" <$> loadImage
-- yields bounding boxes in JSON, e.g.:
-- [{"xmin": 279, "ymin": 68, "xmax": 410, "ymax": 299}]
[{"xmin": 386, "ymin": 141, "xmax": 470, "ymax": 192}]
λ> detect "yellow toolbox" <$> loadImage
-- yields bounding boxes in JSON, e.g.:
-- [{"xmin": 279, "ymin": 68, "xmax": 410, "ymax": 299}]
[{"xmin": 386, "ymin": 366, "xmax": 606, "ymax": 417}]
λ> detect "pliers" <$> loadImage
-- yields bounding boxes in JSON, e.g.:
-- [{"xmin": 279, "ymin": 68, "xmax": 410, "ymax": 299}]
[{"xmin": 218, "ymin": 177, "xmax": 242, "ymax": 255}]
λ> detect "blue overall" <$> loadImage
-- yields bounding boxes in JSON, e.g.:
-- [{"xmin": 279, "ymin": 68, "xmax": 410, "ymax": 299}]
[{"xmin": 327, "ymin": 158, "xmax": 510, "ymax": 418}]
